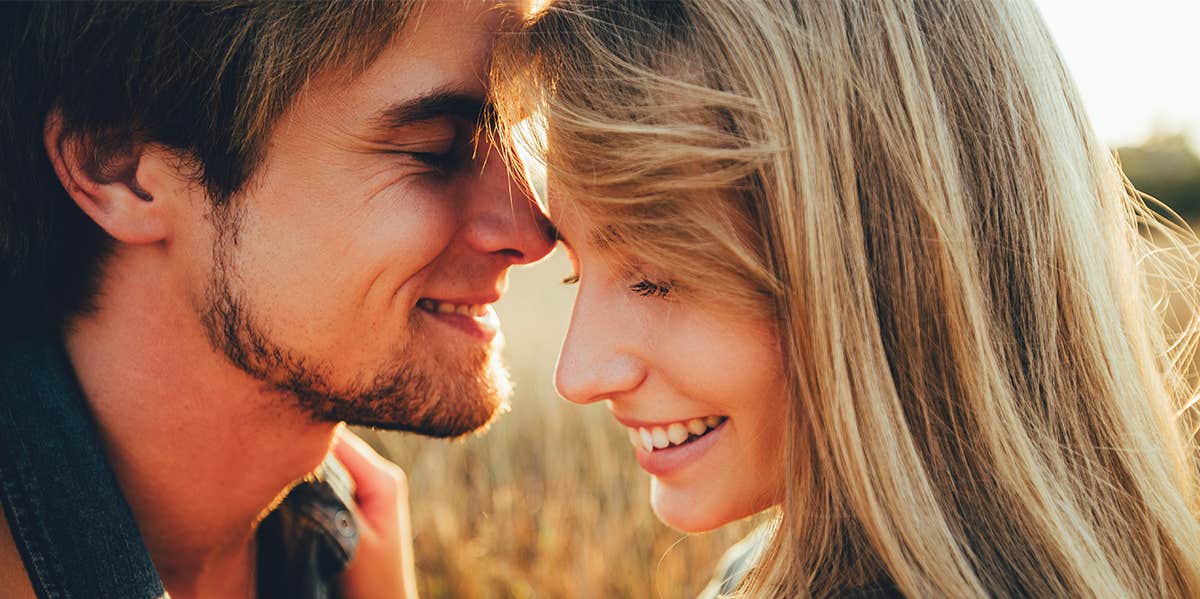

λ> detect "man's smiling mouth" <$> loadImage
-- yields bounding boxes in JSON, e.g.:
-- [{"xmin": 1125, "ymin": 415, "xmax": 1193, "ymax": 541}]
[
  {"xmin": 417, "ymin": 298, "xmax": 490, "ymax": 318},
  {"xmin": 417, "ymin": 298, "xmax": 501, "ymax": 342}
]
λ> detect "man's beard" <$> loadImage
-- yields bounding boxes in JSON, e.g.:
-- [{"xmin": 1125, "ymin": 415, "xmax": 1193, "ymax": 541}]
[{"xmin": 196, "ymin": 221, "xmax": 511, "ymax": 438}]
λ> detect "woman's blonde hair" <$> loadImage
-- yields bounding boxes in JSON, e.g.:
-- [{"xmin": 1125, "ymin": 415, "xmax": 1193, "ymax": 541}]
[{"xmin": 492, "ymin": 1, "xmax": 1200, "ymax": 596}]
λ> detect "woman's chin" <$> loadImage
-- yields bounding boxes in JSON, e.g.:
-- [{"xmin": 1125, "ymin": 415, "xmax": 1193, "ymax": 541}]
[
  {"xmin": 650, "ymin": 478, "xmax": 739, "ymax": 533},
  {"xmin": 650, "ymin": 478, "xmax": 780, "ymax": 533}
]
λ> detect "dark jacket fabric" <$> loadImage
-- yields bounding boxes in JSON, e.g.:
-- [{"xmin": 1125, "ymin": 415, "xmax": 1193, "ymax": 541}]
[{"xmin": 0, "ymin": 334, "xmax": 358, "ymax": 599}]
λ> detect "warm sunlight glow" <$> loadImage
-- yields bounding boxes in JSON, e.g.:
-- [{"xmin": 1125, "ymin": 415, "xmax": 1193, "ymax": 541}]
[{"xmin": 1036, "ymin": 0, "xmax": 1200, "ymax": 150}]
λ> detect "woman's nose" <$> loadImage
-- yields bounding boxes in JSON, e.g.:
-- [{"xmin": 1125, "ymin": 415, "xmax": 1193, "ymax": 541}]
[{"xmin": 554, "ymin": 303, "xmax": 646, "ymax": 404}]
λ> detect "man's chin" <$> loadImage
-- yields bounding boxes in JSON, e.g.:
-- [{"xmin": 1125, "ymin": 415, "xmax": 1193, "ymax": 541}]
[
  {"xmin": 343, "ymin": 397, "xmax": 509, "ymax": 438},
  {"xmin": 297, "ymin": 346, "xmax": 515, "ymax": 439}
]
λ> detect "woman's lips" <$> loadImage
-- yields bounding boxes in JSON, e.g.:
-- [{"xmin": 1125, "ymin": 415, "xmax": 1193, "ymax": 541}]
[
  {"xmin": 627, "ymin": 416, "xmax": 729, "ymax": 478},
  {"xmin": 416, "ymin": 298, "xmax": 500, "ymax": 342}
]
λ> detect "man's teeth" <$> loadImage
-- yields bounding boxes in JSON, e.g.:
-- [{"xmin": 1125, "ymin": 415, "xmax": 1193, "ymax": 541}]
[
  {"xmin": 417, "ymin": 298, "xmax": 490, "ymax": 318},
  {"xmin": 627, "ymin": 416, "xmax": 727, "ymax": 452}
]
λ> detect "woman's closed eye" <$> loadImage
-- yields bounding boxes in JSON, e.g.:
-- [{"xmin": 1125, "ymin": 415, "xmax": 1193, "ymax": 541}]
[
  {"xmin": 629, "ymin": 279, "xmax": 671, "ymax": 298},
  {"xmin": 561, "ymin": 273, "xmax": 672, "ymax": 299}
]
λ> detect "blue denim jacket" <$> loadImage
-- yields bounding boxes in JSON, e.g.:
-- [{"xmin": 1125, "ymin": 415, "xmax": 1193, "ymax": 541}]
[{"xmin": 0, "ymin": 335, "xmax": 359, "ymax": 599}]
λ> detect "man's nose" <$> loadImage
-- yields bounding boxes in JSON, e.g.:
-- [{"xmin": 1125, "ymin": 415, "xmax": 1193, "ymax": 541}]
[
  {"xmin": 554, "ymin": 299, "xmax": 647, "ymax": 405},
  {"xmin": 460, "ymin": 143, "xmax": 554, "ymax": 265}
]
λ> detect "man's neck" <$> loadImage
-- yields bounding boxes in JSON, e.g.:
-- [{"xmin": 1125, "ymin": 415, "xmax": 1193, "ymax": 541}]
[{"xmin": 62, "ymin": 257, "xmax": 336, "ymax": 598}]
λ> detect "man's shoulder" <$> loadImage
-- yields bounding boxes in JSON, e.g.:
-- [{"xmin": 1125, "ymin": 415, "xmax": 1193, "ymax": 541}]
[{"xmin": 0, "ymin": 334, "xmax": 164, "ymax": 598}]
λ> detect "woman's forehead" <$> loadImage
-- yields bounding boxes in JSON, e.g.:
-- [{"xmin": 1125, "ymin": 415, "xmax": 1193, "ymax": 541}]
[{"xmin": 543, "ymin": 185, "xmax": 588, "ymax": 244}]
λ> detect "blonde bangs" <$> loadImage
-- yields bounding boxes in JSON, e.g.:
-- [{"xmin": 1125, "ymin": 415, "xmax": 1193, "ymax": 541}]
[{"xmin": 491, "ymin": 4, "xmax": 779, "ymax": 313}]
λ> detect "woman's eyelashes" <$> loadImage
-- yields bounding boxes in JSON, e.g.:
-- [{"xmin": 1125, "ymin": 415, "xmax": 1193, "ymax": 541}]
[
  {"xmin": 561, "ymin": 273, "xmax": 672, "ymax": 298},
  {"xmin": 629, "ymin": 279, "xmax": 671, "ymax": 298}
]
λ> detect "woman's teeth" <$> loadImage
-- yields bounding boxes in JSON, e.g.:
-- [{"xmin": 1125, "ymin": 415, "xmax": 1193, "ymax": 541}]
[
  {"xmin": 627, "ymin": 416, "xmax": 726, "ymax": 452},
  {"xmin": 417, "ymin": 298, "xmax": 490, "ymax": 318}
]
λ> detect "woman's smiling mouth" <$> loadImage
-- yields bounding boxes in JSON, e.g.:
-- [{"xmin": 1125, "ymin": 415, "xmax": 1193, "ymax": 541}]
[
  {"xmin": 612, "ymin": 414, "xmax": 730, "ymax": 478},
  {"xmin": 626, "ymin": 415, "xmax": 727, "ymax": 452}
]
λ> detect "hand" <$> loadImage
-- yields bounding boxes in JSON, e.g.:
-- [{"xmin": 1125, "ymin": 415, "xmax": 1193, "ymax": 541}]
[{"xmin": 333, "ymin": 427, "xmax": 419, "ymax": 599}]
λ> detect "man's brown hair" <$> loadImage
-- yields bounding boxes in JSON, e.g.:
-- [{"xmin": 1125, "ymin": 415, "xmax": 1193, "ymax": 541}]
[{"xmin": 0, "ymin": 2, "xmax": 414, "ymax": 337}]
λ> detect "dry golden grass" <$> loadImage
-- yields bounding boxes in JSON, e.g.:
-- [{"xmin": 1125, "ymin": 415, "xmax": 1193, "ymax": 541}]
[{"xmin": 358, "ymin": 252, "xmax": 757, "ymax": 599}]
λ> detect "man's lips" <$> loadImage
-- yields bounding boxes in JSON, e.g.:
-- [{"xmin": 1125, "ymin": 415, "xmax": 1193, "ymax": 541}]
[{"xmin": 417, "ymin": 297, "xmax": 501, "ymax": 342}]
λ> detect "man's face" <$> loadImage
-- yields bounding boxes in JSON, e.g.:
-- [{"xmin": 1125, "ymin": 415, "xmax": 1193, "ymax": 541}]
[{"xmin": 186, "ymin": 1, "xmax": 552, "ymax": 436}]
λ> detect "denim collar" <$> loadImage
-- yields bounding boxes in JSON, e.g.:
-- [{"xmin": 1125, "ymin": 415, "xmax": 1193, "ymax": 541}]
[{"xmin": 0, "ymin": 334, "xmax": 165, "ymax": 598}]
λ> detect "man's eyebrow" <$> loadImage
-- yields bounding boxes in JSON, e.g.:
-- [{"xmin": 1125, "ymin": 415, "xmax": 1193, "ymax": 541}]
[{"xmin": 373, "ymin": 89, "xmax": 487, "ymax": 130}]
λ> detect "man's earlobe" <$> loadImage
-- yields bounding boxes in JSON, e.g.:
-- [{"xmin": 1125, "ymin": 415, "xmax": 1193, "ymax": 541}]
[{"xmin": 43, "ymin": 109, "xmax": 172, "ymax": 245}]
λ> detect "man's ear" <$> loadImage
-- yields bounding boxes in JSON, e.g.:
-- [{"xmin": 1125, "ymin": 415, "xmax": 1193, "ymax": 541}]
[{"xmin": 43, "ymin": 109, "xmax": 177, "ymax": 244}]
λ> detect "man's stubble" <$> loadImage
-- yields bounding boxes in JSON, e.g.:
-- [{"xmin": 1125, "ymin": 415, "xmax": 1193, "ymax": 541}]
[{"xmin": 196, "ymin": 210, "xmax": 511, "ymax": 438}]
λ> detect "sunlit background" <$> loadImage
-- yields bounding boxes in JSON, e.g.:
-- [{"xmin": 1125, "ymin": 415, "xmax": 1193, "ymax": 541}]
[
  {"xmin": 360, "ymin": 3, "xmax": 1200, "ymax": 598},
  {"xmin": 1039, "ymin": 0, "xmax": 1200, "ymax": 151}
]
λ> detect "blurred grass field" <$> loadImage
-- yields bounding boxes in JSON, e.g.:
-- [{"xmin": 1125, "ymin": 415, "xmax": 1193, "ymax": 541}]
[{"xmin": 357, "ymin": 251, "xmax": 757, "ymax": 599}]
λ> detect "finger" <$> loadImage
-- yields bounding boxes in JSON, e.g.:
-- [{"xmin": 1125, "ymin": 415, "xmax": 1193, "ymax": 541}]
[{"xmin": 333, "ymin": 428, "xmax": 406, "ymax": 512}]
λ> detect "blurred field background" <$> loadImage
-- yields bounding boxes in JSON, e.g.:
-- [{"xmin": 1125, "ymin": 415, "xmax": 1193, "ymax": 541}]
[{"xmin": 353, "ymin": 2, "xmax": 1200, "ymax": 597}]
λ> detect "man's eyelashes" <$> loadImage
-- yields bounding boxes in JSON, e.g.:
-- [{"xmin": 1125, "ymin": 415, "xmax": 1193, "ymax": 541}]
[{"xmin": 409, "ymin": 150, "xmax": 462, "ymax": 171}]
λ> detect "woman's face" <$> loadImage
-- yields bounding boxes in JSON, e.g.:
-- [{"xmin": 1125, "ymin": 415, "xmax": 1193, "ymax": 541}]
[{"xmin": 551, "ymin": 203, "xmax": 787, "ymax": 532}]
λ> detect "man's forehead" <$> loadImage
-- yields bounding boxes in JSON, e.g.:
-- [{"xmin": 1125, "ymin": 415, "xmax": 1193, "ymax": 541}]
[{"xmin": 292, "ymin": 1, "xmax": 501, "ymax": 125}]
